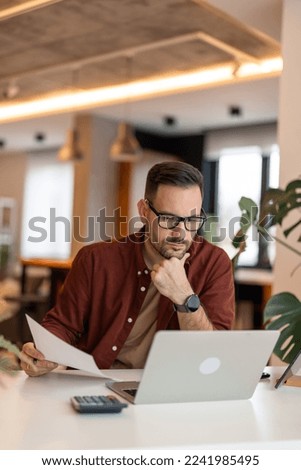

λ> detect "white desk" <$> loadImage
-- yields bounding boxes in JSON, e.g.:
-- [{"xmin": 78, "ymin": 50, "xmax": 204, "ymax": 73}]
[{"xmin": 0, "ymin": 367, "xmax": 300, "ymax": 450}]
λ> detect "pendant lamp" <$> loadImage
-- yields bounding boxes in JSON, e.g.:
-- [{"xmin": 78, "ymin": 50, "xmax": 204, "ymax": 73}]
[
  {"xmin": 110, "ymin": 121, "xmax": 142, "ymax": 162},
  {"xmin": 109, "ymin": 56, "xmax": 142, "ymax": 162},
  {"xmin": 58, "ymin": 128, "xmax": 83, "ymax": 161}
]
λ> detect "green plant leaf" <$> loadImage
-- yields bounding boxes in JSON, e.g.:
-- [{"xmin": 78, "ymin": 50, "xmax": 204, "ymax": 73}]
[
  {"xmin": 231, "ymin": 240, "xmax": 246, "ymax": 271},
  {"xmin": 260, "ymin": 179, "xmax": 301, "ymax": 227},
  {"xmin": 283, "ymin": 219, "xmax": 301, "ymax": 238},
  {"xmin": 0, "ymin": 335, "xmax": 21, "ymax": 374},
  {"xmin": 232, "ymin": 197, "xmax": 258, "ymax": 249},
  {"xmin": 0, "ymin": 335, "xmax": 20, "ymax": 357},
  {"xmin": 238, "ymin": 197, "xmax": 259, "ymax": 222},
  {"xmin": 264, "ymin": 292, "xmax": 301, "ymax": 363},
  {"xmin": 0, "ymin": 356, "xmax": 19, "ymax": 375}
]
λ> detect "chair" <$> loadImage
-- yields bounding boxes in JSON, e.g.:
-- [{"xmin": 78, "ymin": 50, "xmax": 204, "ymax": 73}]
[{"xmin": 3, "ymin": 271, "xmax": 50, "ymax": 344}]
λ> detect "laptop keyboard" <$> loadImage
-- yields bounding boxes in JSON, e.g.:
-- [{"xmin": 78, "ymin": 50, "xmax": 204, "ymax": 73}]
[{"xmin": 123, "ymin": 388, "xmax": 137, "ymax": 397}]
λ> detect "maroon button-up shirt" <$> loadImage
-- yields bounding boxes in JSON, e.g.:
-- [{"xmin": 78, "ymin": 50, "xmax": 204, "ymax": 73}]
[{"xmin": 42, "ymin": 232, "xmax": 235, "ymax": 368}]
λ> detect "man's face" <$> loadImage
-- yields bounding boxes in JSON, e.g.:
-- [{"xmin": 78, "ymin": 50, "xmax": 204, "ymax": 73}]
[{"xmin": 141, "ymin": 184, "xmax": 202, "ymax": 260}]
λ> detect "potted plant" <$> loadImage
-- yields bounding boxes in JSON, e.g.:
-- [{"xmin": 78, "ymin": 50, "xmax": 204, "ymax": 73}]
[
  {"xmin": 233, "ymin": 178, "xmax": 301, "ymax": 363},
  {"xmin": 0, "ymin": 335, "xmax": 21, "ymax": 374},
  {"xmin": 0, "ymin": 245, "xmax": 22, "ymax": 374}
]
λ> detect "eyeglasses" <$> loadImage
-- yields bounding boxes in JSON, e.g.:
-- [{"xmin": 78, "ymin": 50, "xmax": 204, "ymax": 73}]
[{"xmin": 146, "ymin": 200, "xmax": 207, "ymax": 232}]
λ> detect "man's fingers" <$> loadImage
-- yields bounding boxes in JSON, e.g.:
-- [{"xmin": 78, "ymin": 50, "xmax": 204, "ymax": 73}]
[
  {"xmin": 152, "ymin": 253, "xmax": 190, "ymax": 274},
  {"xmin": 181, "ymin": 252, "xmax": 190, "ymax": 264},
  {"xmin": 20, "ymin": 357, "xmax": 58, "ymax": 376},
  {"xmin": 20, "ymin": 343, "xmax": 58, "ymax": 376},
  {"xmin": 22, "ymin": 342, "xmax": 45, "ymax": 361},
  {"xmin": 21, "ymin": 353, "xmax": 57, "ymax": 369}
]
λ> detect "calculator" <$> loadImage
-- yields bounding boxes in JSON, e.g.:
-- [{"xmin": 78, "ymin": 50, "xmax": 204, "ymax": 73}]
[{"xmin": 71, "ymin": 395, "xmax": 128, "ymax": 413}]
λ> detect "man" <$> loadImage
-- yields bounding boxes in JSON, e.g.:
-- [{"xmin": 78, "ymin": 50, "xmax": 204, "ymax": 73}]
[{"xmin": 21, "ymin": 161, "xmax": 235, "ymax": 376}]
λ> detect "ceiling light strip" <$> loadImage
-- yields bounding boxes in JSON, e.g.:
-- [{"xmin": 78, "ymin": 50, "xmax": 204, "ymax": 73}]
[
  {"xmin": 0, "ymin": 60, "xmax": 282, "ymax": 123},
  {"xmin": 236, "ymin": 57, "xmax": 283, "ymax": 77},
  {"xmin": 0, "ymin": 0, "xmax": 63, "ymax": 21},
  {"xmin": 0, "ymin": 65, "xmax": 234, "ymax": 122}
]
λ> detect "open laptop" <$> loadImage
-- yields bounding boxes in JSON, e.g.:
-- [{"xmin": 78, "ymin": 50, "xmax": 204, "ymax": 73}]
[{"xmin": 106, "ymin": 330, "xmax": 279, "ymax": 404}]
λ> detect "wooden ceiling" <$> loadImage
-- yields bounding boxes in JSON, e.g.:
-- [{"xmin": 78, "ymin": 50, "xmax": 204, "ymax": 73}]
[{"xmin": 0, "ymin": 0, "xmax": 281, "ymax": 104}]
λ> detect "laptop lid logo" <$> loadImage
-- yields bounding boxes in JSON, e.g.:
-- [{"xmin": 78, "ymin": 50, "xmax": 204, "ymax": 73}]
[{"xmin": 199, "ymin": 357, "xmax": 221, "ymax": 375}]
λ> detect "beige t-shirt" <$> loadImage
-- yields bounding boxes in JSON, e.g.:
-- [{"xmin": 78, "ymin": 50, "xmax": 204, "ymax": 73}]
[{"xmin": 111, "ymin": 282, "xmax": 160, "ymax": 369}]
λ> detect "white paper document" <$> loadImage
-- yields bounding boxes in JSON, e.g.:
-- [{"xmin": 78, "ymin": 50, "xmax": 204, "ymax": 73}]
[{"xmin": 26, "ymin": 315, "xmax": 118, "ymax": 379}]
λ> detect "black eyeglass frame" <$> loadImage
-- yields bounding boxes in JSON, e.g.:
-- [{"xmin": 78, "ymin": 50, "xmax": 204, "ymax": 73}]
[{"xmin": 145, "ymin": 199, "xmax": 207, "ymax": 232}]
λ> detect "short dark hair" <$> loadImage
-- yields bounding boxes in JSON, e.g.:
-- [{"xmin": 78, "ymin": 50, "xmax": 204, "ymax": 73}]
[{"xmin": 144, "ymin": 161, "xmax": 204, "ymax": 201}]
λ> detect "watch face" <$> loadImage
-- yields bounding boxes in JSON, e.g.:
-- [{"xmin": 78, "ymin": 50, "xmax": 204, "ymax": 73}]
[{"xmin": 187, "ymin": 294, "xmax": 200, "ymax": 312}]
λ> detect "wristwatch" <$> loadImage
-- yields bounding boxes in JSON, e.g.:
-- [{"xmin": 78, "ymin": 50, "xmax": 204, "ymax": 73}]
[{"xmin": 174, "ymin": 294, "xmax": 200, "ymax": 313}]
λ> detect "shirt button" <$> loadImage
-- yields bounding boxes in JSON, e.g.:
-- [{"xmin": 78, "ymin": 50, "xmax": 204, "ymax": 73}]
[
  {"xmin": 144, "ymin": 269, "xmax": 148, "ymax": 274},
  {"xmin": 112, "ymin": 345, "xmax": 117, "ymax": 351},
  {"xmin": 140, "ymin": 286, "xmax": 146, "ymax": 292},
  {"xmin": 128, "ymin": 317, "xmax": 133, "ymax": 323},
  {"xmin": 137, "ymin": 271, "xmax": 142, "ymax": 275}
]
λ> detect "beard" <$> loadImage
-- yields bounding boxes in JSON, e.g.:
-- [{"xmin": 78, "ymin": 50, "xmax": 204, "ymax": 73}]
[
  {"xmin": 153, "ymin": 236, "xmax": 191, "ymax": 260},
  {"xmin": 144, "ymin": 221, "xmax": 194, "ymax": 260}
]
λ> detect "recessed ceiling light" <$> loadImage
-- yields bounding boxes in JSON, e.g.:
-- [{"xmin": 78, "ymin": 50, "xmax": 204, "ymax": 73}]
[
  {"xmin": 229, "ymin": 106, "xmax": 242, "ymax": 117},
  {"xmin": 164, "ymin": 116, "xmax": 177, "ymax": 127},
  {"xmin": 34, "ymin": 132, "xmax": 46, "ymax": 142}
]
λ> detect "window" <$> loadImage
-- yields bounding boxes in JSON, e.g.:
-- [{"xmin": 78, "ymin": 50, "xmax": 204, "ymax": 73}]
[
  {"xmin": 266, "ymin": 145, "xmax": 280, "ymax": 266},
  {"xmin": 218, "ymin": 147, "xmax": 263, "ymax": 266},
  {"xmin": 21, "ymin": 153, "xmax": 74, "ymax": 259},
  {"xmin": 203, "ymin": 145, "xmax": 280, "ymax": 268}
]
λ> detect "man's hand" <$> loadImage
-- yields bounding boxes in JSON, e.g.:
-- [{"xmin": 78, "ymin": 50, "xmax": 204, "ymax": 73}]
[
  {"xmin": 151, "ymin": 253, "xmax": 214, "ymax": 331},
  {"xmin": 20, "ymin": 342, "xmax": 58, "ymax": 377},
  {"xmin": 151, "ymin": 253, "xmax": 193, "ymax": 304}
]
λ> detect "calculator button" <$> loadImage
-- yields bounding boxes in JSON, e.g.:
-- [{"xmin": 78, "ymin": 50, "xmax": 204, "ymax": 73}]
[
  {"xmin": 74, "ymin": 396, "xmax": 85, "ymax": 403},
  {"xmin": 84, "ymin": 396, "xmax": 94, "ymax": 403},
  {"xmin": 91, "ymin": 396, "xmax": 103, "ymax": 403},
  {"xmin": 70, "ymin": 395, "xmax": 128, "ymax": 413}
]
